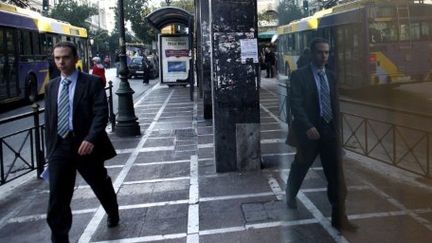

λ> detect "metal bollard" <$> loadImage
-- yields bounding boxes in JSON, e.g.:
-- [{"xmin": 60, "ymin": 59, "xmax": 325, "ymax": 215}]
[
  {"xmin": 32, "ymin": 103, "xmax": 45, "ymax": 178},
  {"xmin": 108, "ymin": 81, "xmax": 116, "ymax": 131}
]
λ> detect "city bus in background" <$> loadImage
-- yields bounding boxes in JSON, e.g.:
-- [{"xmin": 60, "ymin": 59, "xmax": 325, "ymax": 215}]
[
  {"xmin": 0, "ymin": 2, "xmax": 89, "ymax": 105},
  {"xmin": 276, "ymin": 0, "xmax": 432, "ymax": 90}
]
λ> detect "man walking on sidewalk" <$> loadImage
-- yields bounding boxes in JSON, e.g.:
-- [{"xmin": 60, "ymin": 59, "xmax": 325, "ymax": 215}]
[
  {"xmin": 44, "ymin": 41, "xmax": 119, "ymax": 243},
  {"xmin": 286, "ymin": 38, "xmax": 357, "ymax": 231}
]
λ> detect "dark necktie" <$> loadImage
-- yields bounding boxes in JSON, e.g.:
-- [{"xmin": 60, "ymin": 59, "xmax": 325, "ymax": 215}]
[
  {"xmin": 57, "ymin": 79, "xmax": 71, "ymax": 138},
  {"xmin": 318, "ymin": 71, "xmax": 333, "ymax": 123}
]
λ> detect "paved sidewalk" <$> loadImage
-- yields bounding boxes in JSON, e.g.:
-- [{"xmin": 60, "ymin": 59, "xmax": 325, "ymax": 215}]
[{"xmin": 1, "ymin": 80, "xmax": 432, "ymax": 243}]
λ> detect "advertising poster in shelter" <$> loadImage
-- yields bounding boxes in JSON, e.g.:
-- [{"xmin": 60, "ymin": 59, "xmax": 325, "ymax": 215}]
[{"xmin": 161, "ymin": 36, "xmax": 190, "ymax": 83}]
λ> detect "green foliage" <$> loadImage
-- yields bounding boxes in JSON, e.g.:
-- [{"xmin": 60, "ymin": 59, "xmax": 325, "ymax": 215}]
[
  {"xmin": 49, "ymin": 0, "xmax": 98, "ymax": 29},
  {"xmin": 1, "ymin": 0, "xmax": 29, "ymax": 8},
  {"xmin": 115, "ymin": 0, "xmax": 156, "ymax": 43},
  {"xmin": 89, "ymin": 28, "xmax": 109, "ymax": 57},
  {"xmin": 277, "ymin": 0, "xmax": 305, "ymax": 25},
  {"xmin": 163, "ymin": 0, "xmax": 194, "ymax": 13}
]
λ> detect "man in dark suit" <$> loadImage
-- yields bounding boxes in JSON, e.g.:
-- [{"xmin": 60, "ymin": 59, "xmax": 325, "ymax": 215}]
[
  {"xmin": 45, "ymin": 42, "xmax": 119, "ymax": 243},
  {"xmin": 286, "ymin": 38, "xmax": 357, "ymax": 231}
]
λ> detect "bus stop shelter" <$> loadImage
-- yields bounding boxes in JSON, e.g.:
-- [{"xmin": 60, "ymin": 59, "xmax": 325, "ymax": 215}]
[{"xmin": 146, "ymin": 7, "xmax": 194, "ymax": 101}]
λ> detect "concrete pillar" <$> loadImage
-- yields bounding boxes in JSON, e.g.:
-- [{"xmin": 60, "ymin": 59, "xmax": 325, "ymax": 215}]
[
  {"xmin": 200, "ymin": 0, "xmax": 212, "ymax": 119},
  {"xmin": 210, "ymin": 0, "xmax": 261, "ymax": 172},
  {"xmin": 195, "ymin": 0, "xmax": 203, "ymax": 98}
]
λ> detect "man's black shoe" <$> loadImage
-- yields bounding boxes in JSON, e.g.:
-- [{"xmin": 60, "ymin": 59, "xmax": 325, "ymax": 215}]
[
  {"xmin": 287, "ymin": 198, "xmax": 297, "ymax": 209},
  {"xmin": 107, "ymin": 214, "xmax": 119, "ymax": 228},
  {"xmin": 331, "ymin": 218, "xmax": 358, "ymax": 232}
]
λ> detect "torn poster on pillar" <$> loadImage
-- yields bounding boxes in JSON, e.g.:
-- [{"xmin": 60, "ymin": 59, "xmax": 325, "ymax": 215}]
[
  {"xmin": 240, "ymin": 38, "xmax": 258, "ymax": 64},
  {"xmin": 213, "ymin": 32, "xmax": 258, "ymax": 90}
]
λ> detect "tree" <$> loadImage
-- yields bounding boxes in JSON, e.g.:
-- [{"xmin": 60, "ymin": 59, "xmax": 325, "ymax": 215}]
[
  {"xmin": 89, "ymin": 28, "xmax": 110, "ymax": 57},
  {"xmin": 277, "ymin": 0, "xmax": 305, "ymax": 25},
  {"xmin": 162, "ymin": 0, "xmax": 194, "ymax": 13},
  {"xmin": 258, "ymin": 10, "xmax": 278, "ymax": 27},
  {"xmin": 49, "ymin": 0, "xmax": 98, "ymax": 29},
  {"xmin": 1, "ymin": 0, "xmax": 29, "ymax": 8},
  {"xmin": 121, "ymin": 0, "xmax": 157, "ymax": 43}
]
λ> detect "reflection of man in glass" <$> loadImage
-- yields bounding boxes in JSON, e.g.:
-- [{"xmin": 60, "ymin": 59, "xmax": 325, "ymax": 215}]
[{"xmin": 287, "ymin": 38, "xmax": 357, "ymax": 232}]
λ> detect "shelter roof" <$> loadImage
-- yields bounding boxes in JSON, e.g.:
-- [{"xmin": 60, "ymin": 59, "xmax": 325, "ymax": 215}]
[{"xmin": 146, "ymin": 7, "xmax": 193, "ymax": 30}]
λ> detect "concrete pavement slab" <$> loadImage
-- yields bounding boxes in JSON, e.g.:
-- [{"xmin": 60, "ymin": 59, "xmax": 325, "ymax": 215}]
[
  {"xmin": 124, "ymin": 162, "xmax": 190, "ymax": 181},
  {"xmin": 0, "ymin": 213, "xmax": 93, "ymax": 243},
  {"xmin": 199, "ymin": 172, "xmax": 272, "ymax": 197},
  {"xmin": 91, "ymin": 204, "xmax": 188, "ymax": 242},
  {"xmin": 2, "ymin": 78, "xmax": 432, "ymax": 242},
  {"xmin": 117, "ymin": 180, "xmax": 189, "ymax": 205}
]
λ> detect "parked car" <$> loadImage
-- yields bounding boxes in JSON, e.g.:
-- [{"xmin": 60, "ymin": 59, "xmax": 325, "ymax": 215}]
[
  {"xmin": 127, "ymin": 56, "xmax": 146, "ymax": 79},
  {"xmin": 128, "ymin": 56, "xmax": 159, "ymax": 79}
]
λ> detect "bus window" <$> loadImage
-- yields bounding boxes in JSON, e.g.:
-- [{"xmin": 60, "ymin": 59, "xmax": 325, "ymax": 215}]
[
  {"xmin": 419, "ymin": 21, "xmax": 432, "ymax": 40},
  {"xmin": 295, "ymin": 33, "xmax": 301, "ymax": 54},
  {"xmin": 302, "ymin": 31, "xmax": 313, "ymax": 51},
  {"xmin": 20, "ymin": 30, "xmax": 32, "ymax": 56},
  {"xmin": 31, "ymin": 32, "xmax": 40, "ymax": 55},
  {"xmin": 399, "ymin": 22, "xmax": 410, "ymax": 41},
  {"xmin": 369, "ymin": 22, "xmax": 398, "ymax": 43},
  {"xmin": 5, "ymin": 29, "xmax": 18, "ymax": 97}
]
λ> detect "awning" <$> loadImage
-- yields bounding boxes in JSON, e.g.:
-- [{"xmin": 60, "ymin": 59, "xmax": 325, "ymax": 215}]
[
  {"xmin": 258, "ymin": 30, "xmax": 276, "ymax": 40},
  {"xmin": 146, "ymin": 7, "xmax": 193, "ymax": 30}
]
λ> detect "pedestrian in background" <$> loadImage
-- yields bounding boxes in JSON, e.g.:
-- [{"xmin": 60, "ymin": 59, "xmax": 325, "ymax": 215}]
[
  {"xmin": 44, "ymin": 42, "xmax": 119, "ymax": 243},
  {"xmin": 92, "ymin": 56, "xmax": 106, "ymax": 87},
  {"xmin": 114, "ymin": 49, "xmax": 120, "ymax": 77},
  {"xmin": 142, "ymin": 55, "xmax": 151, "ymax": 84},
  {"xmin": 286, "ymin": 38, "xmax": 357, "ymax": 232},
  {"xmin": 104, "ymin": 55, "xmax": 111, "ymax": 68},
  {"xmin": 265, "ymin": 47, "xmax": 276, "ymax": 78}
]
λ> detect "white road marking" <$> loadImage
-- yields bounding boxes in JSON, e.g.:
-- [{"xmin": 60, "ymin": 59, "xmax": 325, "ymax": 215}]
[
  {"xmin": 78, "ymin": 89, "xmax": 175, "ymax": 243},
  {"xmin": 362, "ymin": 180, "xmax": 432, "ymax": 231},
  {"xmin": 279, "ymin": 170, "xmax": 350, "ymax": 242},
  {"xmin": 265, "ymin": 173, "xmax": 284, "ymax": 200},
  {"xmin": 133, "ymin": 160, "xmax": 190, "ymax": 166},
  {"xmin": 199, "ymin": 192, "xmax": 275, "ymax": 202},
  {"xmin": 123, "ymin": 176, "xmax": 190, "ymax": 185},
  {"xmin": 261, "ymin": 138, "xmax": 287, "ymax": 144},
  {"xmin": 115, "ymin": 146, "xmax": 175, "ymax": 154},
  {"xmin": 119, "ymin": 200, "xmax": 189, "ymax": 210},
  {"xmin": 92, "ymin": 233, "xmax": 187, "ymax": 243},
  {"xmin": 197, "ymin": 143, "xmax": 213, "ymax": 149}
]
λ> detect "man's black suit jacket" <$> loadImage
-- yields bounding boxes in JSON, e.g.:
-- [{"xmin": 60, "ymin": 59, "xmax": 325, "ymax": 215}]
[
  {"xmin": 44, "ymin": 72, "xmax": 116, "ymax": 161},
  {"xmin": 289, "ymin": 64, "xmax": 340, "ymax": 145}
]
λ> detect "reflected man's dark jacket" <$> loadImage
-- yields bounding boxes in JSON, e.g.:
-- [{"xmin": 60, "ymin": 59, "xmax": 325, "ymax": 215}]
[{"xmin": 289, "ymin": 64, "xmax": 341, "ymax": 144}]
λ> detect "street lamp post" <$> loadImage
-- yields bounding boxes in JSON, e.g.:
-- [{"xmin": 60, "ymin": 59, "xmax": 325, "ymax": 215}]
[{"xmin": 115, "ymin": 0, "xmax": 140, "ymax": 137}]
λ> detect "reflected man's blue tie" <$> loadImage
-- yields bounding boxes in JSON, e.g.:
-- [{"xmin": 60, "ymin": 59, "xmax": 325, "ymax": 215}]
[
  {"xmin": 318, "ymin": 71, "xmax": 333, "ymax": 123},
  {"xmin": 57, "ymin": 79, "xmax": 71, "ymax": 138}
]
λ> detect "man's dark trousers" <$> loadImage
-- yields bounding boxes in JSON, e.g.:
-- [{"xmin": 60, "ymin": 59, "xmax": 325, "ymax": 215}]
[
  {"xmin": 287, "ymin": 119, "xmax": 348, "ymax": 219},
  {"xmin": 47, "ymin": 135, "xmax": 118, "ymax": 243}
]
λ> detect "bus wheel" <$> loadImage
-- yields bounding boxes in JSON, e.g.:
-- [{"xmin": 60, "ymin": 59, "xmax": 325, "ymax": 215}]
[{"xmin": 26, "ymin": 75, "xmax": 38, "ymax": 102}]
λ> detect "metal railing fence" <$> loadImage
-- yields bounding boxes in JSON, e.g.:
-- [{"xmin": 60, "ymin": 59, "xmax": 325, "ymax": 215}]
[
  {"xmin": 0, "ymin": 81, "xmax": 115, "ymax": 186},
  {"xmin": 341, "ymin": 111, "xmax": 431, "ymax": 178}
]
